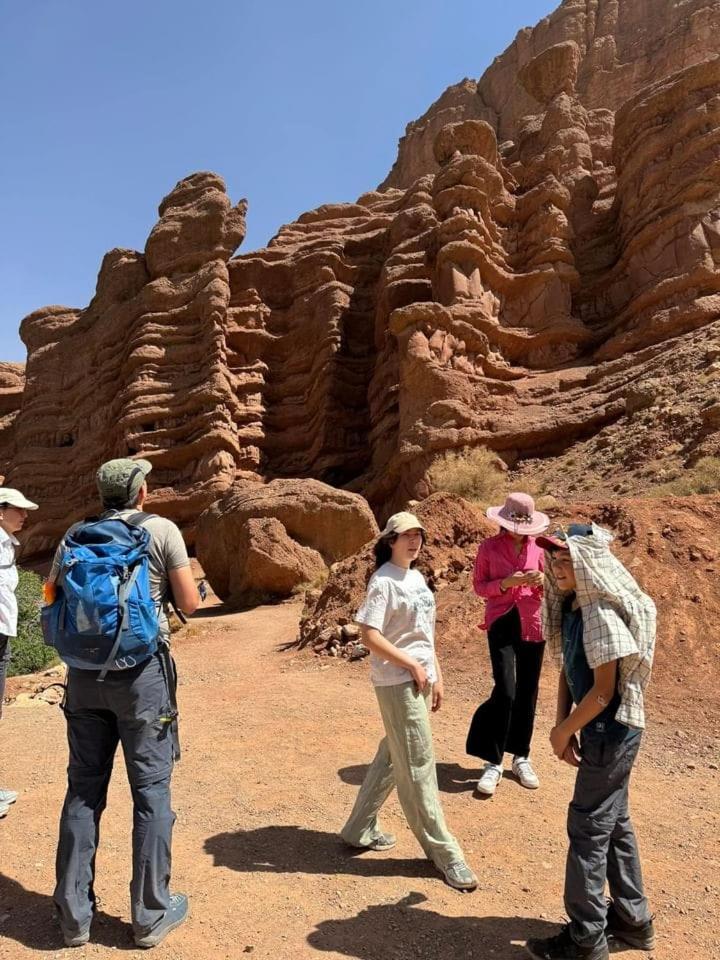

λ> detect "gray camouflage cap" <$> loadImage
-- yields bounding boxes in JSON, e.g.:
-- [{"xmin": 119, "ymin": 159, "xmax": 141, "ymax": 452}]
[{"xmin": 96, "ymin": 458, "xmax": 152, "ymax": 504}]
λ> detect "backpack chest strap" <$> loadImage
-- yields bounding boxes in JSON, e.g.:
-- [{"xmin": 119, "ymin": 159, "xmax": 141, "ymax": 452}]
[{"xmin": 97, "ymin": 563, "xmax": 143, "ymax": 682}]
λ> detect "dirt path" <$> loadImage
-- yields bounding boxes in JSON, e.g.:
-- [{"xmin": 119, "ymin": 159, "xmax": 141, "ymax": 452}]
[{"xmin": 1, "ymin": 600, "xmax": 718, "ymax": 959}]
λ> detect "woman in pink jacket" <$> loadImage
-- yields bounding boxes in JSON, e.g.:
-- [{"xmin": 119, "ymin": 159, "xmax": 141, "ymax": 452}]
[{"xmin": 466, "ymin": 493, "xmax": 549, "ymax": 796}]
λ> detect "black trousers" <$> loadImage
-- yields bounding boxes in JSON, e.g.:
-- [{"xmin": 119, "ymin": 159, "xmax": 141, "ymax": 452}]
[{"xmin": 466, "ymin": 607, "xmax": 545, "ymax": 765}]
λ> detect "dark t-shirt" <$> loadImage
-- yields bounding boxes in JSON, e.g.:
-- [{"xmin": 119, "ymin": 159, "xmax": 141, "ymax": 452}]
[{"xmin": 561, "ymin": 594, "xmax": 639, "ymax": 743}]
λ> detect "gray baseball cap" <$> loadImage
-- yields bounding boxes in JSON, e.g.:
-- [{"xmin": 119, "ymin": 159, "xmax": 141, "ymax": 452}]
[{"xmin": 96, "ymin": 458, "xmax": 152, "ymax": 504}]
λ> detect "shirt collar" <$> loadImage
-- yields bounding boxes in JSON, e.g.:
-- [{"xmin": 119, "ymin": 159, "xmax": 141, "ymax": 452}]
[{"xmin": 0, "ymin": 527, "xmax": 19, "ymax": 547}]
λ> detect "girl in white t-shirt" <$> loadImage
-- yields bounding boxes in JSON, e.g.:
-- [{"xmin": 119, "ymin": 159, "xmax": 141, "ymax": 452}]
[{"xmin": 340, "ymin": 511, "xmax": 477, "ymax": 891}]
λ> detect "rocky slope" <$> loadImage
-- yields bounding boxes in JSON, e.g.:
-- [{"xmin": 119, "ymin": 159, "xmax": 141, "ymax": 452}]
[{"xmin": 300, "ymin": 492, "xmax": 720, "ymax": 728}]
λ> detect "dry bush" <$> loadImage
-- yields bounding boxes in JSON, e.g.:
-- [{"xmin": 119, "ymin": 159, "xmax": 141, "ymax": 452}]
[
  {"xmin": 651, "ymin": 457, "xmax": 720, "ymax": 496},
  {"xmin": 427, "ymin": 447, "xmax": 507, "ymax": 506}
]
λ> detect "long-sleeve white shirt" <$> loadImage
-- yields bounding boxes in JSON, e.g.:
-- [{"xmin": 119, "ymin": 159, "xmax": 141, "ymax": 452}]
[{"xmin": 0, "ymin": 527, "xmax": 20, "ymax": 637}]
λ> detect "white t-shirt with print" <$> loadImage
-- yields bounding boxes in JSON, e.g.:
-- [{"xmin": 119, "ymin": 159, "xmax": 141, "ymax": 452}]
[{"xmin": 355, "ymin": 562, "xmax": 437, "ymax": 687}]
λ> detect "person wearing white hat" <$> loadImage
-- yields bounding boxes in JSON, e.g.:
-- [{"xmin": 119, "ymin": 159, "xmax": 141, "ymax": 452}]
[
  {"xmin": 0, "ymin": 487, "xmax": 39, "ymax": 819},
  {"xmin": 340, "ymin": 511, "xmax": 478, "ymax": 892},
  {"xmin": 466, "ymin": 492, "xmax": 549, "ymax": 796}
]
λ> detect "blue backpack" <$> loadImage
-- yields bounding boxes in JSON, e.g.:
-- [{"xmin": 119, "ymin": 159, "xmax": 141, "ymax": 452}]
[{"xmin": 42, "ymin": 512, "xmax": 160, "ymax": 679}]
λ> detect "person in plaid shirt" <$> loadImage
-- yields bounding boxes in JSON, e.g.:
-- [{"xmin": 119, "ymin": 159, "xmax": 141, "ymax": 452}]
[{"xmin": 526, "ymin": 524, "xmax": 656, "ymax": 960}]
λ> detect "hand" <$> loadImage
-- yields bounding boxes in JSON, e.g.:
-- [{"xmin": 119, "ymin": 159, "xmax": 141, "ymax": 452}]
[
  {"xmin": 550, "ymin": 723, "xmax": 573, "ymax": 760},
  {"xmin": 561, "ymin": 735, "xmax": 581, "ymax": 767},
  {"xmin": 431, "ymin": 678, "xmax": 444, "ymax": 712},
  {"xmin": 408, "ymin": 660, "xmax": 429, "ymax": 692},
  {"xmin": 523, "ymin": 570, "xmax": 544, "ymax": 587},
  {"xmin": 502, "ymin": 572, "xmax": 529, "ymax": 590}
]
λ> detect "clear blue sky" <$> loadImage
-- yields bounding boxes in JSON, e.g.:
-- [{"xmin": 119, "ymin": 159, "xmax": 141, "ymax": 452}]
[{"xmin": 0, "ymin": 0, "xmax": 557, "ymax": 362}]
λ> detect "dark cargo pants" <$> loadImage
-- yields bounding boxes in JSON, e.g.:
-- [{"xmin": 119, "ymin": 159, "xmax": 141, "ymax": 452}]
[
  {"xmin": 565, "ymin": 732, "xmax": 652, "ymax": 949},
  {"xmin": 54, "ymin": 653, "xmax": 179, "ymax": 940}
]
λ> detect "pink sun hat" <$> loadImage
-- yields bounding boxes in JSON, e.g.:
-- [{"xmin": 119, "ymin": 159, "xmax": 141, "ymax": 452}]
[{"xmin": 486, "ymin": 492, "xmax": 549, "ymax": 537}]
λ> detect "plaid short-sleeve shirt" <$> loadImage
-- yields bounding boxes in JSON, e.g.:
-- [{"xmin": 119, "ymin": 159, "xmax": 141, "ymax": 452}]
[{"xmin": 543, "ymin": 525, "xmax": 656, "ymax": 729}]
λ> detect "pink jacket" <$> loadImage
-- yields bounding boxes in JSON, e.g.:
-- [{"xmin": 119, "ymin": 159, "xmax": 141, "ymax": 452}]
[{"xmin": 472, "ymin": 532, "xmax": 544, "ymax": 642}]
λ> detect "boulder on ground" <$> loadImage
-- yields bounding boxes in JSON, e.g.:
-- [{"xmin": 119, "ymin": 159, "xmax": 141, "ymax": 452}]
[{"xmin": 196, "ymin": 479, "xmax": 378, "ymax": 607}]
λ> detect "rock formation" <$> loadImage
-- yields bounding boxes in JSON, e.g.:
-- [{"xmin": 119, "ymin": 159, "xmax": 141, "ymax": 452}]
[
  {"xmin": 2, "ymin": 0, "xmax": 720, "ymax": 557},
  {"xmin": 196, "ymin": 479, "xmax": 378, "ymax": 606},
  {"xmin": 382, "ymin": 0, "xmax": 720, "ymax": 188},
  {"xmin": 0, "ymin": 363, "xmax": 24, "ymax": 481}
]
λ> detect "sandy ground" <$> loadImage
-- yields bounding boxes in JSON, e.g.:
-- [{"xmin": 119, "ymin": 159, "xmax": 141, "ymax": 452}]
[{"xmin": 0, "ymin": 599, "xmax": 718, "ymax": 959}]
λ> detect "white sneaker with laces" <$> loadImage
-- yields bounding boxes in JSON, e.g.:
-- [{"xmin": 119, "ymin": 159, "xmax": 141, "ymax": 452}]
[
  {"xmin": 512, "ymin": 756, "xmax": 540, "ymax": 789},
  {"xmin": 476, "ymin": 763, "xmax": 503, "ymax": 796}
]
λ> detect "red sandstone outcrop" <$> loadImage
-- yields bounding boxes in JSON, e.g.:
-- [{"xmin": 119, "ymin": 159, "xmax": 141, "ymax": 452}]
[
  {"xmin": 6, "ymin": 174, "xmax": 247, "ymax": 556},
  {"xmin": 1, "ymin": 0, "xmax": 719, "ymax": 557},
  {"xmin": 196, "ymin": 479, "xmax": 378, "ymax": 606},
  {"xmin": 0, "ymin": 363, "xmax": 24, "ymax": 482},
  {"xmin": 382, "ymin": 0, "xmax": 720, "ymax": 189}
]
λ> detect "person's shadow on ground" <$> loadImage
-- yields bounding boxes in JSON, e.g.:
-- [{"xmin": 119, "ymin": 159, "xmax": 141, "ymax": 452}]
[
  {"xmin": 204, "ymin": 825, "xmax": 438, "ymax": 880},
  {"xmin": 337, "ymin": 762, "xmax": 483, "ymax": 794},
  {"xmin": 307, "ymin": 891, "xmax": 559, "ymax": 959},
  {"xmin": 0, "ymin": 873, "xmax": 137, "ymax": 951}
]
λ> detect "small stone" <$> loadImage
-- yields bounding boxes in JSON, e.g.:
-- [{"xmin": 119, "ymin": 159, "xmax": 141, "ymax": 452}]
[{"xmin": 348, "ymin": 643, "xmax": 369, "ymax": 662}]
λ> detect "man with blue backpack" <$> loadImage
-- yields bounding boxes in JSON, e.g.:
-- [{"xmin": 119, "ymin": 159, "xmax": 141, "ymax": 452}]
[{"xmin": 44, "ymin": 458, "xmax": 199, "ymax": 949}]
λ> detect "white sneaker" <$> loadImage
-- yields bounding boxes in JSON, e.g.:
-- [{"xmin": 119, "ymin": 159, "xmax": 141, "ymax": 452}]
[
  {"xmin": 512, "ymin": 756, "xmax": 540, "ymax": 789},
  {"xmin": 476, "ymin": 764, "xmax": 503, "ymax": 796},
  {"xmin": 0, "ymin": 788, "xmax": 18, "ymax": 805},
  {"xmin": 0, "ymin": 802, "xmax": 9, "ymax": 819}
]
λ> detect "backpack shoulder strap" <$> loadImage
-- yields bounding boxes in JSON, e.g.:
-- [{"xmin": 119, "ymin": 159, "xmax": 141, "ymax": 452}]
[{"xmin": 123, "ymin": 512, "xmax": 157, "ymax": 528}]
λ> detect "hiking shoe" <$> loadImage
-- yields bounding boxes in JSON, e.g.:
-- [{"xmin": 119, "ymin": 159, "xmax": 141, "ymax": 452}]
[
  {"xmin": 134, "ymin": 893, "xmax": 188, "ymax": 948},
  {"xmin": 442, "ymin": 860, "xmax": 478, "ymax": 891},
  {"xmin": 513, "ymin": 756, "xmax": 540, "ymax": 790},
  {"xmin": 347, "ymin": 832, "xmax": 397, "ymax": 852},
  {"xmin": 0, "ymin": 788, "xmax": 18, "ymax": 805},
  {"xmin": 62, "ymin": 925, "xmax": 91, "ymax": 948},
  {"xmin": 476, "ymin": 763, "xmax": 503, "ymax": 795},
  {"xmin": 606, "ymin": 900, "xmax": 656, "ymax": 950},
  {"xmin": 526, "ymin": 924, "xmax": 608, "ymax": 959}
]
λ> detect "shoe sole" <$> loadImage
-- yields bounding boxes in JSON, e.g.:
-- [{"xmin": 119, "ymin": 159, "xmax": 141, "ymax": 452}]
[
  {"xmin": 608, "ymin": 931, "xmax": 656, "ymax": 951},
  {"xmin": 525, "ymin": 942, "xmax": 608, "ymax": 960},
  {"xmin": 134, "ymin": 912, "xmax": 188, "ymax": 948},
  {"xmin": 63, "ymin": 933, "xmax": 90, "ymax": 948},
  {"xmin": 476, "ymin": 784, "xmax": 497, "ymax": 796},
  {"xmin": 344, "ymin": 838, "xmax": 397, "ymax": 852},
  {"xmin": 442, "ymin": 874, "xmax": 478, "ymax": 892},
  {"xmin": 517, "ymin": 780, "xmax": 540, "ymax": 789}
]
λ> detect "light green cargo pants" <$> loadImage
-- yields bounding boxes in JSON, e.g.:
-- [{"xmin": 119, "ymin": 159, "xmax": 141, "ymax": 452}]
[{"xmin": 341, "ymin": 680, "xmax": 464, "ymax": 870}]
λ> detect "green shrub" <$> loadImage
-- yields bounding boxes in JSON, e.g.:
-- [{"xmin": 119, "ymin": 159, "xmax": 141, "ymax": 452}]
[
  {"xmin": 427, "ymin": 446, "xmax": 507, "ymax": 506},
  {"xmin": 9, "ymin": 569, "xmax": 58, "ymax": 677}
]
